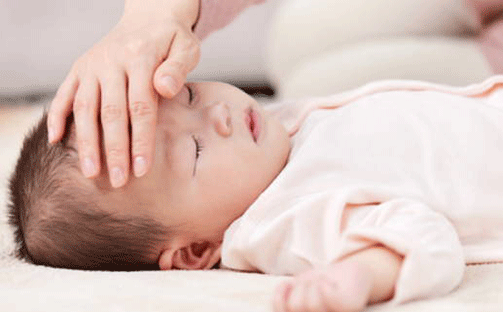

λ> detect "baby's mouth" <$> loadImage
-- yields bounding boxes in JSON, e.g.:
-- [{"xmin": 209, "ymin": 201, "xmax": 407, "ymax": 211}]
[{"xmin": 246, "ymin": 108, "xmax": 260, "ymax": 143}]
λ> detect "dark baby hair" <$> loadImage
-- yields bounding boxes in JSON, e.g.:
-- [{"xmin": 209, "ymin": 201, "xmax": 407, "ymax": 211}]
[{"xmin": 8, "ymin": 113, "xmax": 170, "ymax": 271}]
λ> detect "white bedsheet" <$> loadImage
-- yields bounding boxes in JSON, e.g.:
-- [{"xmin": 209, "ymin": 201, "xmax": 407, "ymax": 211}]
[{"xmin": 0, "ymin": 99, "xmax": 502, "ymax": 312}]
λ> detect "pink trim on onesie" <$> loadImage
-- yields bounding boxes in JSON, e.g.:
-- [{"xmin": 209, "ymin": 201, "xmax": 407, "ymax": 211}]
[{"xmin": 270, "ymin": 75, "xmax": 503, "ymax": 136}]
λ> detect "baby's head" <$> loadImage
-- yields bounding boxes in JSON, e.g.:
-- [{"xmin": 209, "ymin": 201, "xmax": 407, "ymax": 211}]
[{"xmin": 8, "ymin": 82, "xmax": 290, "ymax": 271}]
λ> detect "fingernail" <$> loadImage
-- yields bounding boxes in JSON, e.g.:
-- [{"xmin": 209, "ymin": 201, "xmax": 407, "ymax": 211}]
[
  {"xmin": 111, "ymin": 167, "xmax": 125, "ymax": 188},
  {"xmin": 82, "ymin": 157, "xmax": 96, "ymax": 177},
  {"xmin": 161, "ymin": 76, "xmax": 177, "ymax": 95},
  {"xmin": 48, "ymin": 127, "xmax": 55, "ymax": 142},
  {"xmin": 134, "ymin": 156, "xmax": 147, "ymax": 177}
]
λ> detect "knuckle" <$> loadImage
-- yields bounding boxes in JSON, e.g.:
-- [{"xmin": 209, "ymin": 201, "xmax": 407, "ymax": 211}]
[
  {"xmin": 99, "ymin": 47, "xmax": 118, "ymax": 66},
  {"xmin": 105, "ymin": 145, "xmax": 127, "ymax": 162},
  {"xmin": 183, "ymin": 44, "xmax": 201, "ymax": 67},
  {"xmin": 131, "ymin": 139, "xmax": 150, "ymax": 156},
  {"xmin": 124, "ymin": 38, "xmax": 151, "ymax": 57},
  {"xmin": 186, "ymin": 33, "xmax": 201, "ymax": 49},
  {"xmin": 129, "ymin": 101, "xmax": 156, "ymax": 118},
  {"xmin": 77, "ymin": 137, "xmax": 94, "ymax": 152},
  {"xmin": 101, "ymin": 104, "xmax": 124, "ymax": 123},
  {"xmin": 180, "ymin": 39, "xmax": 200, "ymax": 60},
  {"xmin": 74, "ymin": 55, "xmax": 92, "ymax": 72},
  {"xmin": 73, "ymin": 99, "xmax": 92, "ymax": 115},
  {"xmin": 188, "ymin": 38, "xmax": 201, "ymax": 53},
  {"xmin": 168, "ymin": 60, "xmax": 189, "ymax": 75}
]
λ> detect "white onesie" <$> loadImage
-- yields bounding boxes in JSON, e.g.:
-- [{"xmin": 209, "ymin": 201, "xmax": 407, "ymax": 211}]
[{"xmin": 221, "ymin": 76, "xmax": 503, "ymax": 304}]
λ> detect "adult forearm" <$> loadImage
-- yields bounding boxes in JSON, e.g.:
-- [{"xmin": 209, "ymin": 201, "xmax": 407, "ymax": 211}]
[
  {"xmin": 194, "ymin": 0, "xmax": 266, "ymax": 39},
  {"xmin": 123, "ymin": 0, "xmax": 200, "ymax": 28},
  {"xmin": 123, "ymin": 0, "xmax": 265, "ymax": 40}
]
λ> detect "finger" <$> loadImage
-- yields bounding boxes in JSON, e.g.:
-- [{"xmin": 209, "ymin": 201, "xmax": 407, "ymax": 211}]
[
  {"xmin": 154, "ymin": 29, "xmax": 201, "ymax": 98},
  {"xmin": 305, "ymin": 280, "xmax": 327, "ymax": 312},
  {"xmin": 48, "ymin": 74, "xmax": 78, "ymax": 143},
  {"xmin": 100, "ymin": 71, "xmax": 130, "ymax": 188},
  {"xmin": 274, "ymin": 281, "xmax": 293, "ymax": 312},
  {"xmin": 320, "ymin": 279, "xmax": 344, "ymax": 312},
  {"xmin": 127, "ymin": 62, "xmax": 158, "ymax": 178},
  {"xmin": 320, "ymin": 277, "xmax": 367, "ymax": 312},
  {"xmin": 286, "ymin": 282, "xmax": 308, "ymax": 312},
  {"xmin": 72, "ymin": 77, "xmax": 101, "ymax": 178}
]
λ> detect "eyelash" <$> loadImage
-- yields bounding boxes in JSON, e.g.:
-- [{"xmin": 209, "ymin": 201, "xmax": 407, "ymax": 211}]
[
  {"xmin": 192, "ymin": 135, "xmax": 203, "ymax": 160},
  {"xmin": 187, "ymin": 85, "xmax": 194, "ymax": 106}
]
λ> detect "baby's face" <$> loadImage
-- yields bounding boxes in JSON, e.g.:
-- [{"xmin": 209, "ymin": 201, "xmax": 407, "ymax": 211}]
[{"xmin": 108, "ymin": 82, "xmax": 290, "ymax": 243}]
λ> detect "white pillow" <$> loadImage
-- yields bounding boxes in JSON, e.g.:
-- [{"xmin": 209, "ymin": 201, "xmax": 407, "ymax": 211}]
[
  {"xmin": 266, "ymin": 0, "xmax": 480, "ymax": 91},
  {"xmin": 0, "ymin": 0, "xmax": 123, "ymax": 96},
  {"xmin": 277, "ymin": 37, "xmax": 492, "ymax": 99}
]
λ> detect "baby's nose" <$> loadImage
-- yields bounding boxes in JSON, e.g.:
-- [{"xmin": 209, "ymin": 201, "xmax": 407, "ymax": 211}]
[{"xmin": 208, "ymin": 101, "xmax": 232, "ymax": 137}]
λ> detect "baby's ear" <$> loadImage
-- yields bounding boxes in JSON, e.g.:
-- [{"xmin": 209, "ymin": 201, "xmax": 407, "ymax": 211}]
[{"xmin": 158, "ymin": 241, "xmax": 221, "ymax": 270}]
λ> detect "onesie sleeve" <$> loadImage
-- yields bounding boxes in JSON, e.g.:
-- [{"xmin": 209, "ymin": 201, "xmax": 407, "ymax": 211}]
[
  {"xmin": 337, "ymin": 199, "xmax": 465, "ymax": 304},
  {"xmin": 193, "ymin": 0, "xmax": 266, "ymax": 40}
]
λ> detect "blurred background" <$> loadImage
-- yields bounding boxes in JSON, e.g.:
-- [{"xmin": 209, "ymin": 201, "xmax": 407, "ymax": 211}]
[
  {"xmin": 0, "ymin": 0, "xmax": 500, "ymax": 235},
  {"xmin": 0, "ymin": 0, "xmax": 283, "ymax": 100},
  {"xmin": 0, "ymin": 0, "xmax": 498, "ymax": 103}
]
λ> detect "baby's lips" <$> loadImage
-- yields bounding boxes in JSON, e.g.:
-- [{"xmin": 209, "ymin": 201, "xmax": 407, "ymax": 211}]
[{"xmin": 245, "ymin": 107, "xmax": 261, "ymax": 143}]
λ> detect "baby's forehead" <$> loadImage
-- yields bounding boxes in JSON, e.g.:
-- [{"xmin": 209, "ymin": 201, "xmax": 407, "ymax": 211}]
[{"xmin": 94, "ymin": 174, "xmax": 162, "ymax": 216}]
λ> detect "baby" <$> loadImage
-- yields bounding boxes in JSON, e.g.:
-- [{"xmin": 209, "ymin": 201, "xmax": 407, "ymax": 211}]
[{"xmin": 9, "ymin": 77, "xmax": 503, "ymax": 312}]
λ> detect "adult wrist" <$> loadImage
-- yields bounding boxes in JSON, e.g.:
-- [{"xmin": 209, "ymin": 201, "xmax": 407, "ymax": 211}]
[{"xmin": 123, "ymin": 0, "xmax": 200, "ymax": 28}]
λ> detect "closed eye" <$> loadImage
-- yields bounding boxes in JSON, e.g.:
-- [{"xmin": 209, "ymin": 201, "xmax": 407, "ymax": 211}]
[
  {"xmin": 192, "ymin": 135, "xmax": 203, "ymax": 176},
  {"xmin": 187, "ymin": 85, "xmax": 194, "ymax": 106}
]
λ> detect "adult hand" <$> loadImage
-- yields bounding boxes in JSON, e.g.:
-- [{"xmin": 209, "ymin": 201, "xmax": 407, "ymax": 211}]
[{"xmin": 47, "ymin": 0, "xmax": 200, "ymax": 188}]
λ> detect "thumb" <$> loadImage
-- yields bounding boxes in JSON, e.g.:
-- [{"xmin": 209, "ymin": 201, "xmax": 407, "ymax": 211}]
[
  {"xmin": 154, "ymin": 30, "xmax": 201, "ymax": 98},
  {"xmin": 154, "ymin": 66, "xmax": 185, "ymax": 99}
]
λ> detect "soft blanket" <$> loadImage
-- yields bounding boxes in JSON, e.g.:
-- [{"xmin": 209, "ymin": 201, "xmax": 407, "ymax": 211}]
[{"xmin": 0, "ymin": 98, "xmax": 502, "ymax": 312}]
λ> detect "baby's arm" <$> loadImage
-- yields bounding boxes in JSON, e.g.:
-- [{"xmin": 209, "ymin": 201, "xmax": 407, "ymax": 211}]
[
  {"xmin": 340, "ymin": 246, "xmax": 402, "ymax": 304},
  {"xmin": 274, "ymin": 246, "xmax": 402, "ymax": 312},
  {"xmin": 273, "ymin": 198, "xmax": 465, "ymax": 312}
]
